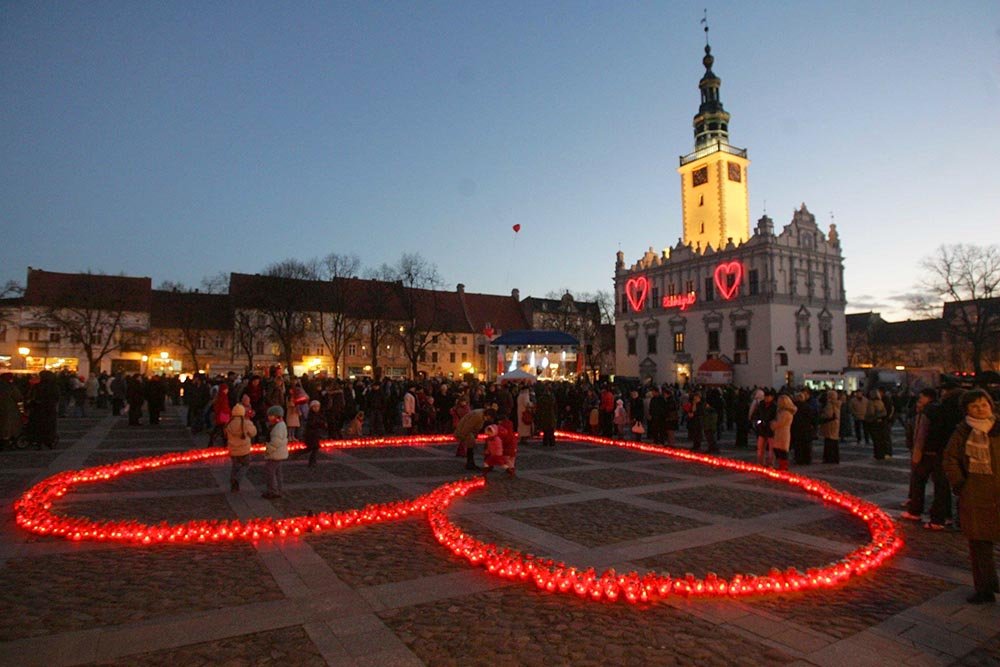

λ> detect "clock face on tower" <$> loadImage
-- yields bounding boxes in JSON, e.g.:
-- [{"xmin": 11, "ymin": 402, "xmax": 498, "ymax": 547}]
[
  {"xmin": 728, "ymin": 162, "xmax": 742, "ymax": 182},
  {"xmin": 692, "ymin": 167, "xmax": 708, "ymax": 187}
]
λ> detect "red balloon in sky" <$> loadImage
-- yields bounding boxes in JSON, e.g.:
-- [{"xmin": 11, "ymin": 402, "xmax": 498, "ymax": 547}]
[{"xmin": 512, "ymin": 224, "xmax": 521, "ymax": 233}]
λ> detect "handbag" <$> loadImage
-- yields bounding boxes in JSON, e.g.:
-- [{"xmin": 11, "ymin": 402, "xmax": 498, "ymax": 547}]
[{"xmin": 631, "ymin": 420, "xmax": 646, "ymax": 435}]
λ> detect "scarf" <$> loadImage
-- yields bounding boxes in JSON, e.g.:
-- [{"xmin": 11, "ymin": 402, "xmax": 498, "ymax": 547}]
[{"xmin": 965, "ymin": 416, "xmax": 996, "ymax": 475}]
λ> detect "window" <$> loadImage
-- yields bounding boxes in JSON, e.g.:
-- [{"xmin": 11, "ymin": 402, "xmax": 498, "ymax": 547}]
[
  {"xmin": 652, "ymin": 286, "xmax": 660, "ymax": 307},
  {"xmin": 478, "ymin": 344, "xmax": 485, "ymax": 355},
  {"xmin": 348, "ymin": 343, "xmax": 357, "ymax": 356},
  {"xmin": 449, "ymin": 352, "xmax": 456, "ymax": 363},
  {"xmin": 704, "ymin": 277, "xmax": 714, "ymax": 302},
  {"xmin": 748, "ymin": 269, "xmax": 759, "ymax": 296},
  {"xmin": 28, "ymin": 329, "xmax": 40, "ymax": 342},
  {"xmin": 48, "ymin": 329, "xmax": 61, "ymax": 343},
  {"xmin": 708, "ymin": 330, "xmax": 720, "ymax": 352},
  {"xmin": 692, "ymin": 166, "xmax": 708, "ymax": 187},
  {"xmin": 255, "ymin": 341, "xmax": 265, "ymax": 355},
  {"xmin": 734, "ymin": 351, "xmax": 748, "ymax": 364},
  {"xmin": 461, "ymin": 336, "xmax": 468, "ymax": 345},
  {"xmin": 647, "ymin": 334, "xmax": 657, "ymax": 355},
  {"xmin": 431, "ymin": 351, "xmax": 438, "ymax": 363},
  {"xmin": 778, "ymin": 352, "xmax": 788, "ymax": 366},
  {"xmin": 821, "ymin": 328, "xmax": 832, "ymax": 352},
  {"xmin": 668, "ymin": 283, "xmax": 676, "ymax": 297},
  {"xmin": 735, "ymin": 327, "xmax": 748, "ymax": 350},
  {"xmin": 685, "ymin": 280, "xmax": 694, "ymax": 293},
  {"xmin": 461, "ymin": 352, "xmax": 468, "ymax": 362},
  {"xmin": 621, "ymin": 293, "xmax": 628, "ymax": 314},
  {"xmin": 215, "ymin": 337, "xmax": 225, "ymax": 349},
  {"xmin": 197, "ymin": 335, "xmax": 207, "ymax": 350},
  {"xmin": 627, "ymin": 337, "xmax": 637, "ymax": 356},
  {"xmin": 419, "ymin": 351, "xmax": 426, "ymax": 362},
  {"xmin": 673, "ymin": 332, "xmax": 685, "ymax": 353}
]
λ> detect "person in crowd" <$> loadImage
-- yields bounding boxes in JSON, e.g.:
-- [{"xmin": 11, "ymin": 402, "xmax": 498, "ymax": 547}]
[
  {"xmin": 751, "ymin": 389, "xmax": 777, "ymax": 467},
  {"xmin": 402, "ymin": 384, "xmax": 417, "ymax": 435},
  {"xmin": 770, "ymin": 393, "xmax": 796, "ymax": 471},
  {"xmin": 942, "ymin": 389, "xmax": 1000, "ymax": 604},
  {"xmin": 849, "ymin": 390, "xmax": 869, "ymax": 445},
  {"xmin": 454, "ymin": 406, "xmax": 495, "ymax": 470},
  {"xmin": 902, "ymin": 388, "xmax": 951, "ymax": 526},
  {"xmin": 734, "ymin": 388, "xmax": 751, "ymax": 449},
  {"xmin": 646, "ymin": 387, "xmax": 665, "ymax": 444},
  {"xmin": 145, "ymin": 374, "xmax": 166, "ymax": 426},
  {"xmin": 628, "ymin": 389, "xmax": 644, "ymax": 441},
  {"xmin": 499, "ymin": 416, "xmax": 519, "ymax": 477},
  {"xmin": 284, "ymin": 389, "xmax": 301, "ymax": 441},
  {"xmin": 126, "ymin": 374, "xmax": 145, "ymax": 426},
  {"xmin": 791, "ymin": 390, "xmax": 817, "ymax": 465},
  {"xmin": 534, "ymin": 385, "xmax": 557, "ymax": 448},
  {"xmin": 516, "ymin": 384, "xmax": 533, "ymax": 444},
  {"xmin": 913, "ymin": 382, "xmax": 964, "ymax": 529},
  {"xmin": 71, "ymin": 374, "xmax": 87, "ymax": 417},
  {"xmin": 0, "ymin": 373, "xmax": 23, "ymax": 450},
  {"xmin": 663, "ymin": 387, "xmax": 681, "ymax": 447},
  {"xmin": 483, "ymin": 424, "xmax": 505, "ymax": 474},
  {"xmin": 85, "ymin": 372, "xmax": 99, "ymax": 409},
  {"xmin": 262, "ymin": 405, "xmax": 288, "ymax": 499},
  {"xmin": 865, "ymin": 389, "xmax": 889, "ymax": 459},
  {"xmin": 598, "ymin": 384, "xmax": 615, "ymax": 437},
  {"xmin": 208, "ymin": 383, "xmax": 232, "ymax": 446},
  {"xmin": 303, "ymin": 399, "xmax": 328, "ymax": 467},
  {"xmin": 613, "ymin": 398, "xmax": 627, "ymax": 439},
  {"xmin": 819, "ymin": 389, "xmax": 843, "ymax": 464},
  {"xmin": 685, "ymin": 392, "xmax": 704, "ymax": 451},
  {"xmin": 240, "ymin": 375, "xmax": 266, "ymax": 439},
  {"xmin": 225, "ymin": 403, "xmax": 256, "ymax": 492},
  {"xmin": 880, "ymin": 388, "xmax": 896, "ymax": 458},
  {"xmin": 702, "ymin": 394, "xmax": 720, "ymax": 454},
  {"xmin": 109, "ymin": 372, "xmax": 126, "ymax": 416}
]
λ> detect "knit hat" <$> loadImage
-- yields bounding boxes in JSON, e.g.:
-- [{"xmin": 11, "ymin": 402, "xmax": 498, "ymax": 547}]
[
  {"xmin": 309, "ymin": 400, "xmax": 321, "ymax": 408},
  {"xmin": 267, "ymin": 405, "xmax": 284, "ymax": 418},
  {"xmin": 231, "ymin": 404, "xmax": 246, "ymax": 417}
]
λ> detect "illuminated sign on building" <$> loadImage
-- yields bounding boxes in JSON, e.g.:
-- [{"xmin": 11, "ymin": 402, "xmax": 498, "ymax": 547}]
[
  {"xmin": 625, "ymin": 276, "xmax": 649, "ymax": 312},
  {"xmin": 662, "ymin": 292, "xmax": 697, "ymax": 310},
  {"xmin": 713, "ymin": 261, "xmax": 743, "ymax": 300}
]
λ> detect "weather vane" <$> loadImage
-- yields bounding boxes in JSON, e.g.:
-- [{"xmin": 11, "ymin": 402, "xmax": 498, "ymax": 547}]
[{"xmin": 701, "ymin": 9, "xmax": 709, "ymax": 44}]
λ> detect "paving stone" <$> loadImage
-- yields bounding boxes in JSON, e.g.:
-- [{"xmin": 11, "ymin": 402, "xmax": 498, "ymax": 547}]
[
  {"xmin": 652, "ymin": 459, "xmax": 734, "ymax": 477},
  {"xmin": 345, "ymin": 446, "xmax": 443, "ymax": 459},
  {"xmin": 0, "ymin": 471, "xmax": 39, "ymax": 499},
  {"xmin": 464, "ymin": 476, "xmax": 572, "ymax": 505},
  {"xmin": 266, "ymin": 483, "xmax": 418, "ymax": 515},
  {"xmin": 952, "ymin": 631, "xmax": 1000, "ymax": 666},
  {"xmin": 307, "ymin": 517, "xmax": 467, "ymax": 587},
  {"xmin": 378, "ymin": 587, "xmax": 797, "ymax": 666},
  {"xmin": 811, "ymin": 465, "xmax": 911, "ymax": 485},
  {"xmin": 791, "ymin": 514, "xmax": 873, "ymax": 545},
  {"xmin": 564, "ymin": 447, "xmax": 663, "ymax": 464},
  {"xmin": 60, "ymin": 493, "xmax": 238, "ymax": 523},
  {"xmin": 636, "ymin": 534, "xmax": 842, "ymax": 580},
  {"xmin": 0, "ymin": 545, "xmax": 283, "ymax": 641},
  {"xmin": 84, "ymin": 466, "xmax": 220, "ymax": 493},
  {"xmin": 641, "ymin": 484, "xmax": 816, "ymax": 519},
  {"xmin": 501, "ymin": 498, "xmax": 706, "ymax": 548},
  {"xmin": 540, "ymin": 468, "xmax": 681, "ymax": 490},
  {"xmin": 245, "ymin": 459, "xmax": 372, "ymax": 486},
  {"xmin": 89, "ymin": 624, "xmax": 326, "ymax": 666},
  {"xmin": 746, "ymin": 568, "xmax": 955, "ymax": 640},
  {"xmin": 736, "ymin": 475, "xmax": 894, "ymax": 497},
  {"xmin": 893, "ymin": 521, "xmax": 1000, "ymax": 571},
  {"xmin": 0, "ymin": 450, "xmax": 63, "ymax": 469},
  {"xmin": 362, "ymin": 459, "xmax": 476, "ymax": 478}
]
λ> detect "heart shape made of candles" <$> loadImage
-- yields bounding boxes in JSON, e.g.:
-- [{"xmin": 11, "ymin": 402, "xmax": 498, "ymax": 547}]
[{"xmin": 15, "ymin": 433, "xmax": 902, "ymax": 603}]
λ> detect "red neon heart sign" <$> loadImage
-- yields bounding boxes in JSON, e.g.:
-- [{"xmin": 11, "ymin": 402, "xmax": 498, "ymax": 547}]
[
  {"xmin": 714, "ymin": 261, "xmax": 743, "ymax": 300},
  {"xmin": 625, "ymin": 276, "xmax": 649, "ymax": 312}
]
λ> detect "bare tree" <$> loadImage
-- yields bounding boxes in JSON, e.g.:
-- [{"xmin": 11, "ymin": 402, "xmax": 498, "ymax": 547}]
[
  {"xmin": 258, "ymin": 259, "xmax": 321, "ymax": 377},
  {"xmin": 42, "ymin": 274, "xmax": 143, "ymax": 375},
  {"xmin": 917, "ymin": 244, "xmax": 1000, "ymax": 376},
  {"xmin": 377, "ymin": 253, "xmax": 444, "ymax": 379},
  {"xmin": 0, "ymin": 280, "xmax": 24, "ymax": 328},
  {"xmin": 233, "ymin": 309, "xmax": 265, "ymax": 375},
  {"xmin": 200, "ymin": 271, "xmax": 230, "ymax": 295},
  {"xmin": 314, "ymin": 254, "xmax": 363, "ymax": 378}
]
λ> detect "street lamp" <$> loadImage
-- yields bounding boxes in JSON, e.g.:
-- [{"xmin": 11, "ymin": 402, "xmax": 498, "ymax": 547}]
[{"xmin": 18, "ymin": 347, "xmax": 30, "ymax": 370}]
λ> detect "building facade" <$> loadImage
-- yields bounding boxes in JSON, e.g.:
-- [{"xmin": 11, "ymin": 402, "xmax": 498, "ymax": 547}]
[{"xmin": 614, "ymin": 41, "xmax": 848, "ymax": 388}]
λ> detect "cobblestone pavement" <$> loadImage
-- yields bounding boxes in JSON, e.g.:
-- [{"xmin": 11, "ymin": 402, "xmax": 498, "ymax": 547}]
[{"xmin": 1, "ymin": 412, "xmax": 997, "ymax": 666}]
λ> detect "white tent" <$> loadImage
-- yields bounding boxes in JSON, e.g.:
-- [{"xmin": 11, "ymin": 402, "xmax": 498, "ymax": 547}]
[{"xmin": 498, "ymin": 369, "xmax": 537, "ymax": 383}]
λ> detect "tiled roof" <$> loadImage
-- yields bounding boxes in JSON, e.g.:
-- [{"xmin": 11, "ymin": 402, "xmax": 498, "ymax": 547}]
[
  {"xmin": 23, "ymin": 269, "xmax": 152, "ymax": 312},
  {"xmin": 876, "ymin": 319, "xmax": 943, "ymax": 345},
  {"xmin": 461, "ymin": 290, "xmax": 529, "ymax": 334},
  {"xmin": 150, "ymin": 291, "xmax": 233, "ymax": 330}
]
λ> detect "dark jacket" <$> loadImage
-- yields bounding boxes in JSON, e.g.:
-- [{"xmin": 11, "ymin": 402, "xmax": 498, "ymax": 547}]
[{"xmin": 943, "ymin": 420, "xmax": 1000, "ymax": 541}]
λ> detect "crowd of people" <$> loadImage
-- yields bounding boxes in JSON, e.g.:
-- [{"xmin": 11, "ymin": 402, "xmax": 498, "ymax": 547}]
[{"xmin": 0, "ymin": 367, "xmax": 997, "ymax": 604}]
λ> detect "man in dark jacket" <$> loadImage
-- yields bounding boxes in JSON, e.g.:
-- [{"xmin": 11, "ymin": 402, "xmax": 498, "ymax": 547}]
[
  {"xmin": 908, "ymin": 384, "xmax": 963, "ymax": 528},
  {"xmin": 647, "ymin": 388, "xmax": 667, "ymax": 445},
  {"xmin": 145, "ymin": 374, "xmax": 167, "ymax": 425},
  {"xmin": 751, "ymin": 390, "xmax": 778, "ymax": 466}
]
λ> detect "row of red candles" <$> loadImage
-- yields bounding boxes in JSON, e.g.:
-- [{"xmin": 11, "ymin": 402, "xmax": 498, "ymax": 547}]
[{"xmin": 13, "ymin": 431, "xmax": 902, "ymax": 602}]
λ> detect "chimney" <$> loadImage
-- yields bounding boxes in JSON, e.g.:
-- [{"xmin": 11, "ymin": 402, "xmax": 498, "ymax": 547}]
[
  {"xmin": 456, "ymin": 283, "xmax": 465, "ymax": 294},
  {"xmin": 511, "ymin": 288, "xmax": 520, "ymax": 301}
]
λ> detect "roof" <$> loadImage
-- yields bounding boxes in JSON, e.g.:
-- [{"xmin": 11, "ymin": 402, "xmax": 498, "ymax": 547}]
[
  {"xmin": 150, "ymin": 291, "xmax": 233, "ymax": 330},
  {"xmin": 460, "ymin": 290, "xmax": 530, "ymax": 334},
  {"xmin": 876, "ymin": 319, "xmax": 944, "ymax": 346},
  {"xmin": 520, "ymin": 295, "xmax": 601, "ymax": 318},
  {"xmin": 491, "ymin": 330, "xmax": 579, "ymax": 346},
  {"xmin": 23, "ymin": 269, "xmax": 152, "ymax": 312}
]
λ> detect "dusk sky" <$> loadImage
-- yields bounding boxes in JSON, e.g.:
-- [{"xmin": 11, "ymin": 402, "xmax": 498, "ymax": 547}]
[{"xmin": 2, "ymin": 2, "xmax": 998, "ymax": 319}]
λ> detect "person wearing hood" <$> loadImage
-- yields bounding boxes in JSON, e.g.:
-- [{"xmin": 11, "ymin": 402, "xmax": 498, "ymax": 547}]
[
  {"xmin": 770, "ymin": 394, "xmax": 797, "ymax": 471},
  {"xmin": 225, "ymin": 403, "xmax": 257, "ymax": 492},
  {"xmin": 942, "ymin": 389, "xmax": 1000, "ymax": 604},
  {"xmin": 613, "ymin": 398, "xmax": 627, "ymax": 439}
]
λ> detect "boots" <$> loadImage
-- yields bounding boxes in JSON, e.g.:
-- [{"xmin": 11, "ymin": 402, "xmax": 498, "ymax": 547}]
[{"xmin": 465, "ymin": 448, "xmax": 479, "ymax": 470}]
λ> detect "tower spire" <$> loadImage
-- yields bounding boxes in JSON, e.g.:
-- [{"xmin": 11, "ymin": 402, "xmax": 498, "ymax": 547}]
[{"xmin": 692, "ymin": 13, "xmax": 730, "ymax": 150}]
